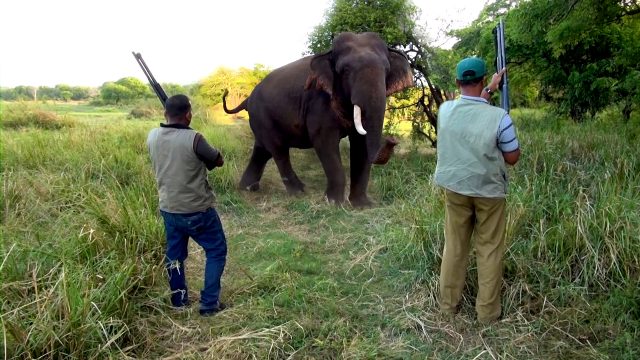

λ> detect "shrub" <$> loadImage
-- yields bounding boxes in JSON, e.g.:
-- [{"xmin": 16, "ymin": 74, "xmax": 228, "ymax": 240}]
[
  {"xmin": 127, "ymin": 99, "xmax": 164, "ymax": 120},
  {"xmin": 128, "ymin": 107, "xmax": 155, "ymax": 119},
  {"xmin": 0, "ymin": 102, "xmax": 74, "ymax": 129}
]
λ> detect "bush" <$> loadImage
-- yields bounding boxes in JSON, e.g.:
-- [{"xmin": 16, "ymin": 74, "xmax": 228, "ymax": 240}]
[
  {"xmin": 128, "ymin": 99, "xmax": 164, "ymax": 120},
  {"xmin": 0, "ymin": 102, "xmax": 74, "ymax": 129},
  {"xmin": 129, "ymin": 107, "xmax": 155, "ymax": 119}
]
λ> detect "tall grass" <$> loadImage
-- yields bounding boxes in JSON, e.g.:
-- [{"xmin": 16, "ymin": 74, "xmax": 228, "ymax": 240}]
[
  {"xmin": 0, "ymin": 102, "xmax": 75, "ymax": 130},
  {"xmin": 372, "ymin": 107, "xmax": 639, "ymax": 357},
  {"xmin": 1, "ymin": 102, "xmax": 638, "ymax": 358}
]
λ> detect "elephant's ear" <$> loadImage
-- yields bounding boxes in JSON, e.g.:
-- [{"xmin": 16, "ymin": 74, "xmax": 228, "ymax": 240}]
[
  {"xmin": 306, "ymin": 51, "xmax": 334, "ymax": 96},
  {"xmin": 386, "ymin": 48, "xmax": 414, "ymax": 96}
]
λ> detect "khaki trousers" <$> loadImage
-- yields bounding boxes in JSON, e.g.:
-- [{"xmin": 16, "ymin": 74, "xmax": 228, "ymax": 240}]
[{"xmin": 439, "ymin": 189, "xmax": 506, "ymax": 323}]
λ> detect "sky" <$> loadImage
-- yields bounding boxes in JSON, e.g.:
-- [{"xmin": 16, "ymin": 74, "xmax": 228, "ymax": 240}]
[{"xmin": 0, "ymin": 0, "xmax": 486, "ymax": 88}]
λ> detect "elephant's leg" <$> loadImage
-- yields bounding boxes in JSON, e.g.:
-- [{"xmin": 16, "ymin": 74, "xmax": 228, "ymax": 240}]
[
  {"xmin": 271, "ymin": 148, "xmax": 305, "ymax": 194},
  {"xmin": 348, "ymin": 134, "xmax": 373, "ymax": 207},
  {"xmin": 239, "ymin": 144, "xmax": 272, "ymax": 191},
  {"xmin": 313, "ymin": 137, "xmax": 346, "ymax": 203}
]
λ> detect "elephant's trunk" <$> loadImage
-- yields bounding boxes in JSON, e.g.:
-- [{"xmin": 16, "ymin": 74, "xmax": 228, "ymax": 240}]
[
  {"xmin": 372, "ymin": 136, "xmax": 398, "ymax": 165},
  {"xmin": 350, "ymin": 82, "xmax": 387, "ymax": 164}
]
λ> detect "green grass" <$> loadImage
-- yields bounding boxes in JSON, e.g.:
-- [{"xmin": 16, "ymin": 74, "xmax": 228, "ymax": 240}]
[{"xmin": 1, "ymin": 102, "xmax": 638, "ymax": 358}]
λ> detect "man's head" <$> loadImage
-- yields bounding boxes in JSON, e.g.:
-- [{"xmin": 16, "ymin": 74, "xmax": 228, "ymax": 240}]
[
  {"xmin": 164, "ymin": 94, "xmax": 192, "ymax": 124},
  {"xmin": 456, "ymin": 57, "xmax": 486, "ymax": 86}
]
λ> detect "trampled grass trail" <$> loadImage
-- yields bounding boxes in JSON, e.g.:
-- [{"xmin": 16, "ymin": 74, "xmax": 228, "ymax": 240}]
[{"xmin": 1, "ymin": 102, "xmax": 638, "ymax": 359}]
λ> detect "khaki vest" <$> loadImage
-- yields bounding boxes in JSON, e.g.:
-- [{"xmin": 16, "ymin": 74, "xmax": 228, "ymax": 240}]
[
  {"xmin": 434, "ymin": 98, "xmax": 508, "ymax": 198},
  {"xmin": 147, "ymin": 127, "xmax": 214, "ymax": 213}
]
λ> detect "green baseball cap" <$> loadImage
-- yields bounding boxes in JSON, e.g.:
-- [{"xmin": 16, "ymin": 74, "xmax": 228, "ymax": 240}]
[{"xmin": 456, "ymin": 57, "xmax": 487, "ymax": 81}]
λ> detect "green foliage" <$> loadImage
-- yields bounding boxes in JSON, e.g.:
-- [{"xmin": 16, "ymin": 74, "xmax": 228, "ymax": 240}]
[
  {"xmin": 6, "ymin": 3, "xmax": 640, "ymax": 356},
  {"xmin": 0, "ymin": 85, "xmax": 36, "ymax": 101},
  {"xmin": 0, "ymin": 85, "xmax": 94, "ymax": 102},
  {"xmin": 453, "ymin": 0, "xmax": 640, "ymax": 120},
  {"xmin": 0, "ymin": 102, "xmax": 75, "ymax": 129},
  {"xmin": 160, "ymin": 82, "xmax": 188, "ymax": 97},
  {"xmin": 128, "ymin": 99, "xmax": 165, "ymax": 120},
  {"xmin": 99, "ymin": 77, "xmax": 152, "ymax": 105},
  {"xmin": 424, "ymin": 48, "xmax": 459, "ymax": 94},
  {"xmin": 128, "ymin": 107, "xmax": 155, "ymax": 119},
  {"xmin": 194, "ymin": 65, "xmax": 270, "ymax": 107},
  {"xmin": 307, "ymin": 0, "xmax": 420, "ymax": 53},
  {"xmin": 99, "ymin": 82, "xmax": 130, "ymax": 104},
  {"xmin": 1, "ymin": 102, "xmax": 640, "ymax": 357}
]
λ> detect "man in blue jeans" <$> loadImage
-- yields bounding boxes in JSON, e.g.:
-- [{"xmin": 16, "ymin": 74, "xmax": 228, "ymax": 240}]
[{"xmin": 147, "ymin": 94, "xmax": 227, "ymax": 316}]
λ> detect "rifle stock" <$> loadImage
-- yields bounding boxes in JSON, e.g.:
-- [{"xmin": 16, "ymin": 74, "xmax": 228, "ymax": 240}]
[
  {"xmin": 493, "ymin": 19, "xmax": 510, "ymax": 113},
  {"xmin": 132, "ymin": 52, "xmax": 168, "ymax": 107}
]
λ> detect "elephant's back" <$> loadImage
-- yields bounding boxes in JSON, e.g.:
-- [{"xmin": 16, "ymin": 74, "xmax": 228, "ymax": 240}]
[
  {"xmin": 255, "ymin": 56, "xmax": 313, "ymax": 94},
  {"xmin": 247, "ymin": 56, "xmax": 313, "ymax": 116}
]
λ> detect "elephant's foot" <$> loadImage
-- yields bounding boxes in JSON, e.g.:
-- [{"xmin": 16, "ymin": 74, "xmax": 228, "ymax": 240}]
[
  {"xmin": 349, "ymin": 194, "xmax": 374, "ymax": 208},
  {"xmin": 283, "ymin": 178, "xmax": 305, "ymax": 195},
  {"xmin": 324, "ymin": 193, "xmax": 345, "ymax": 205},
  {"xmin": 324, "ymin": 185, "xmax": 346, "ymax": 204},
  {"xmin": 240, "ymin": 181, "xmax": 260, "ymax": 192}
]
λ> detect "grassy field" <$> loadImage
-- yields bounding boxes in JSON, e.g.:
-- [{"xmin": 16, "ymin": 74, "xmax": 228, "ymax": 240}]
[{"xmin": 1, "ymin": 101, "xmax": 638, "ymax": 359}]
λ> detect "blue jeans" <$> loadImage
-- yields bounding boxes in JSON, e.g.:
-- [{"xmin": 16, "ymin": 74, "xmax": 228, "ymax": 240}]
[{"xmin": 160, "ymin": 207, "xmax": 227, "ymax": 311}]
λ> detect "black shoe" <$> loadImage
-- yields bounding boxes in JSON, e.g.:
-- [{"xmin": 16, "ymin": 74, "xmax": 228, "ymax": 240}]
[{"xmin": 199, "ymin": 302, "xmax": 227, "ymax": 316}]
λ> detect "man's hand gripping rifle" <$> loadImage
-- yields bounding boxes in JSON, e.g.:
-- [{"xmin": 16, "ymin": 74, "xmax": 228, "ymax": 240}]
[
  {"xmin": 132, "ymin": 52, "xmax": 168, "ymax": 107},
  {"xmin": 493, "ymin": 19, "xmax": 510, "ymax": 113}
]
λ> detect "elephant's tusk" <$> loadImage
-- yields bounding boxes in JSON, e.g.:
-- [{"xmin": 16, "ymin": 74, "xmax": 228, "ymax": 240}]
[{"xmin": 353, "ymin": 105, "xmax": 367, "ymax": 135}]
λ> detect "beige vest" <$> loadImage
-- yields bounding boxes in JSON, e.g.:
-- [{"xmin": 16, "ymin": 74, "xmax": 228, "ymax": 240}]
[
  {"xmin": 147, "ymin": 127, "xmax": 214, "ymax": 213},
  {"xmin": 434, "ymin": 98, "xmax": 508, "ymax": 198}
]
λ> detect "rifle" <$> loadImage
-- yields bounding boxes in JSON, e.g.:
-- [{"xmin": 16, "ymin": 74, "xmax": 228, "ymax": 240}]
[
  {"xmin": 132, "ymin": 52, "xmax": 168, "ymax": 107},
  {"xmin": 493, "ymin": 18, "xmax": 510, "ymax": 113}
]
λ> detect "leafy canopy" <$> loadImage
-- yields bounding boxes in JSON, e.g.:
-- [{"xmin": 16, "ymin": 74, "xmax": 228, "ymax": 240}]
[
  {"xmin": 99, "ymin": 77, "xmax": 152, "ymax": 104},
  {"xmin": 194, "ymin": 65, "xmax": 270, "ymax": 107},
  {"xmin": 453, "ymin": 0, "xmax": 640, "ymax": 120},
  {"xmin": 307, "ymin": 0, "xmax": 420, "ymax": 53}
]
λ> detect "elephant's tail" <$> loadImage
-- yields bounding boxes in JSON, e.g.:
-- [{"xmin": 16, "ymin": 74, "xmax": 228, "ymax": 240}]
[{"xmin": 222, "ymin": 89, "xmax": 248, "ymax": 114}]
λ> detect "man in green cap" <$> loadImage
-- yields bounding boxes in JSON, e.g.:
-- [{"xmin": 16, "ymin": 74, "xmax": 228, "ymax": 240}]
[{"xmin": 434, "ymin": 57, "xmax": 520, "ymax": 323}]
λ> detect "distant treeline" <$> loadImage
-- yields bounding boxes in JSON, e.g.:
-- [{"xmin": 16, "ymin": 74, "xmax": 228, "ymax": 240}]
[
  {"xmin": 0, "ymin": 79, "xmax": 189, "ymax": 105},
  {"xmin": 0, "ymin": 65, "xmax": 269, "ymax": 107},
  {"xmin": 0, "ymin": 85, "xmax": 94, "ymax": 102}
]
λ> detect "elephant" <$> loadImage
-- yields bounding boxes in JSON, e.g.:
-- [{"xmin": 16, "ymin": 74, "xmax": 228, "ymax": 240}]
[{"xmin": 223, "ymin": 32, "xmax": 414, "ymax": 207}]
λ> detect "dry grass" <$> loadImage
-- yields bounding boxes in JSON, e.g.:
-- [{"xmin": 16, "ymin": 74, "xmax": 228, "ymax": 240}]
[{"xmin": 1, "ymin": 103, "xmax": 638, "ymax": 359}]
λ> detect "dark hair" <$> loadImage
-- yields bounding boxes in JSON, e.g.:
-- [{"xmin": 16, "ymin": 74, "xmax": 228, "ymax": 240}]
[
  {"xmin": 458, "ymin": 75, "xmax": 484, "ymax": 86},
  {"xmin": 165, "ymin": 94, "xmax": 191, "ymax": 118}
]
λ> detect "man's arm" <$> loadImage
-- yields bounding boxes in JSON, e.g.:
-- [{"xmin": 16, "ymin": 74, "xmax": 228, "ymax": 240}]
[
  {"xmin": 497, "ymin": 113, "xmax": 520, "ymax": 166},
  {"xmin": 193, "ymin": 133, "xmax": 224, "ymax": 170}
]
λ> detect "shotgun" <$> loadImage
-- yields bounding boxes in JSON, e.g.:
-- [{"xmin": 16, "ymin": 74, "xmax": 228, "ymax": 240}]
[
  {"xmin": 493, "ymin": 19, "xmax": 510, "ymax": 113},
  {"xmin": 132, "ymin": 52, "xmax": 168, "ymax": 106}
]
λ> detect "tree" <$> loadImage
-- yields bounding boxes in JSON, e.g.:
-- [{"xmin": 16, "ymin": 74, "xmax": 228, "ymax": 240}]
[
  {"xmin": 114, "ymin": 77, "xmax": 151, "ymax": 99},
  {"xmin": 453, "ymin": 0, "xmax": 640, "ymax": 120},
  {"xmin": 161, "ymin": 83, "xmax": 188, "ymax": 97},
  {"xmin": 307, "ymin": 0, "xmax": 419, "ymax": 53},
  {"xmin": 55, "ymin": 84, "xmax": 73, "ymax": 102},
  {"xmin": 99, "ymin": 77, "xmax": 152, "ymax": 104},
  {"xmin": 37, "ymin": 86, "xmax": 58, "ymax": 100},
  {"xmin": 70, "ymin": 86, "xmax": 91, "ymax": 101},
  {"xmin": 0, "ymin": 88, "xmax": 17, "ymax": 101},
  {"xmin": 194, "ymin": 65, "xmax": 270, "ymax": 107},
  {"xmin": 7, "ymin": 86, "xmax": 37, "ymax": 101},
  {"xmin": 100, "ymin": 82, "xmax": 131, "ymax": 104}
]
